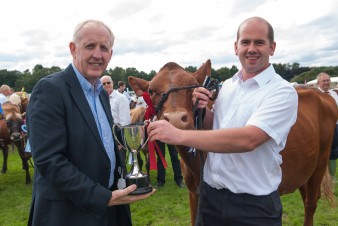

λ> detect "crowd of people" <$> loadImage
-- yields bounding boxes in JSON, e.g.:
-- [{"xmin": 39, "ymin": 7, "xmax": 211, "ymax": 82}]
[{"xmin": 1, "ymin": 16, "xmax": 336, "ymax": 226}]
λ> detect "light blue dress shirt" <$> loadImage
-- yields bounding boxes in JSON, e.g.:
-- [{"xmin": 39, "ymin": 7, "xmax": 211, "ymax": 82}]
[{"xmin": 72, "ymin": 64, "xmax": 116, "ymax": 187}]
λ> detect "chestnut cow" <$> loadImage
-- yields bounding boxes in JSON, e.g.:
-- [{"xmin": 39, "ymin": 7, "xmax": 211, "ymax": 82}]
[{"xmin": 129, "ymin": 59, "xmax": 336, "ymax": 226}]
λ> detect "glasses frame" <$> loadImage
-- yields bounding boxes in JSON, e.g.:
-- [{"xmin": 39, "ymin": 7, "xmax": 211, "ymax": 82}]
[{"xmin": 102, "ymin": 82, "xmax": 111, "ymax": 86}]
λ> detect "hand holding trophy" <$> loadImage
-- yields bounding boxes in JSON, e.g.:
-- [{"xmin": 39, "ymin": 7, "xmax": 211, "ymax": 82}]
[{"xmin": 113, "ymin": 122, "xmax": 153, "ymax": 195}]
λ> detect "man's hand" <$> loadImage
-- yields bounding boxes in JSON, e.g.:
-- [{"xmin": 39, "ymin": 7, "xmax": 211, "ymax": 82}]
[
  {"xmin": 147, "ymin": 120, "xmax": 182, "ymax": 145},
  {"xmin": 192, "ymin": 87, "xmax": 212, "ymax": 109},
  {"xmin": 108, "ymin": 184, "xmax": 156, "ymax": 206}
]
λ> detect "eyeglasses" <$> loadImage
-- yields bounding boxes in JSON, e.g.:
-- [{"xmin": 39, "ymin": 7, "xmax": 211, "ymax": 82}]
[{"xmin": 102, "ymin": 82, "xmax": 111, "ymax": 86}]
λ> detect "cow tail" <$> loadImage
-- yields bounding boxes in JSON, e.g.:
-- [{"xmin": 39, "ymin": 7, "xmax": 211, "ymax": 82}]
[{"xmin": 321, "ymin": 166, "xmax": 336, "ymax": 208}]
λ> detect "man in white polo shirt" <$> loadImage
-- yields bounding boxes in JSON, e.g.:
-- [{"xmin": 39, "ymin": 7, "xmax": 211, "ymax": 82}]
[{"xmin": 147, "ymin": 16, "xmax": 298, "ymax": 226}]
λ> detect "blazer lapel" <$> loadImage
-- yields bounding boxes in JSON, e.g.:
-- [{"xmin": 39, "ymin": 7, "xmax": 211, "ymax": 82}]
[{"xmin": 64, "ymin": 65, "xmax": 105, "ymax": 151}]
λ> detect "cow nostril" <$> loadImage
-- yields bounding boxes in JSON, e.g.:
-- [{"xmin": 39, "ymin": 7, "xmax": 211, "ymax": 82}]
[
  {"xmin": 181, "ymin": 115, "xmax": 188, "ymax": 123},
  {"xmin": 163, "ymin": 111, "xmax": 189, "ymax": 125},
  {"xmin": 163, "ymin": 114, "xmax": 170, "ymax": 122}
]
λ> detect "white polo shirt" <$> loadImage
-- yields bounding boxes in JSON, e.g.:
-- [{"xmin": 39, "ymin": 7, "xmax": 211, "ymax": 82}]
[
  {"xmin": 318, "ymin": 88, "xmax": 338, "ymax": 124},
  {"xmin": 204, "ymin": 65, "xmax": 298, "ymax": 195},
  {"xmin": 109, "ymin": 90, "xmax": 131, "ymax": 126}
]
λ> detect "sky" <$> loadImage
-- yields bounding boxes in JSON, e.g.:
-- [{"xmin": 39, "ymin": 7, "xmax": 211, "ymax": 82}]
[{"xmin": 1, "ymin": 0, "xmax": 337, "ymax": 74}]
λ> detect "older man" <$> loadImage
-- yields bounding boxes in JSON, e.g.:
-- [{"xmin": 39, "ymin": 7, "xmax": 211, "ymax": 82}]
[
  {"xmin": 317, "ymin": 72, "xmax": 338, "ymax": 183},
  {"xmin": 101, "ymin": 75, "xmax": 131, "ymax": 126},
  {"xmin": 27, "ymin": 19, "xmax": 154, "ymax": 226},
  {"xmin": 101, "ymin": 75, "xmax": 131, "ymax": 167}
]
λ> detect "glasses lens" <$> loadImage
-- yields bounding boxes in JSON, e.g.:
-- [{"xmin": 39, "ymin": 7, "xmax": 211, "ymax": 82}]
[{"xmin": 103, "ymin": 82, "xmax": 111, "ymax": 85}]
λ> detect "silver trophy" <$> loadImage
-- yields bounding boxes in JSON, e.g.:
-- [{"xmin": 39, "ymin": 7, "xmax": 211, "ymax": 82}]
[{"xmin": 113, "ymin": 122, "xmax": 153, "ymax": 195}]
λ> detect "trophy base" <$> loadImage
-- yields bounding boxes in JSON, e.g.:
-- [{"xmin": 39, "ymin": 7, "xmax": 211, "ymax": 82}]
[
  {"xmin": 129, "ymin": 185, "xmax": 153, "ymax": 195},
  {"xmin": 126, "ymin": 173, "xmax": 153, "ymax": 195}
]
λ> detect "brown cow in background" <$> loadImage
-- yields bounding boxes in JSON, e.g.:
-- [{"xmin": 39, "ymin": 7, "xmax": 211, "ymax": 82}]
[
  {"xmin": 129, "ymin": 59, "xmax": 336, "ymax": 226},
  {"xmin": 0, "ymin": 102, "xmax": 31, "ymax": 184}
]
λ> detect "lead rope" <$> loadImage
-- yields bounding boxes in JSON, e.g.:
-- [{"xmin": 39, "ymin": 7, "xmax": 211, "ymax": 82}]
[
  {"xmin": 155, "ymin": 84, "xmax": 203, "ymax": 114},
  {"xmin": 193, "ymin": 78, "xmax": 219, "ymax": 226}
]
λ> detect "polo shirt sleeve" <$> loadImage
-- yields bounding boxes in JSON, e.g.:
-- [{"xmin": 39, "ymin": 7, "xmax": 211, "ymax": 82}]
[{"xmin": 247, "ymin": 85, "xmax": 298, "ymax": 146}]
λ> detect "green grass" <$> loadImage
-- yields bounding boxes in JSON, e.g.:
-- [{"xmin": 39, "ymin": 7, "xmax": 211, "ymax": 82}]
[{"xmin": 0, "ymin": 150, "xmax": 337, "ymax": 226}]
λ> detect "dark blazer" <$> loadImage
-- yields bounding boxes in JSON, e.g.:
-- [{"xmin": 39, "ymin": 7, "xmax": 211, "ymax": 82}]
[{"xmin": 27, "ymin": 65, "xmax": 132, "ymax": 226}]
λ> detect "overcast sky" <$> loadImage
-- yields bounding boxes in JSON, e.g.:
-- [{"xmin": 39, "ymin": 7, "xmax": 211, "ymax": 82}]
[{"xmin": 1, "ymin": 0, "xmax": 337, "ymax": 73}]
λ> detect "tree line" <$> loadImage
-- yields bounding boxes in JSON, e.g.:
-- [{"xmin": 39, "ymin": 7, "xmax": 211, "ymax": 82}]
[{"xmin": 1, "ymin": 63, "xmax": 338, "ymax": 93}]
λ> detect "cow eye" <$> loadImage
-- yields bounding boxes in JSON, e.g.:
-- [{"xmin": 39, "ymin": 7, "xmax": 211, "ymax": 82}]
[{"xmin": 148, "ymin": 89, "xmax": 153, "ymax": 95}]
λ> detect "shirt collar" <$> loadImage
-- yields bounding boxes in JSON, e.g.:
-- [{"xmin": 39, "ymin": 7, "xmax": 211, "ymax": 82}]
[
  {"xmin": 71, "ymin": 64, "xmax": 103, "ymax": 94},
  {"xmin": 232, "ymin": 64, "xmax": 276, "ymax": 88}
]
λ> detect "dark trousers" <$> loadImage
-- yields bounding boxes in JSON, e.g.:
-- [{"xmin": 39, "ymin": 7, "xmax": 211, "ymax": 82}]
[
  {"xmin": 330, "ymin": 124, "xmax": 338, "ymax": 160},
  {"xmin": 156, "ymin": 141, "xmax": 183, "ymax": 185},
  {"xmin": 199, "ymin": 182, "xmax": 282, "ymax": 226}
]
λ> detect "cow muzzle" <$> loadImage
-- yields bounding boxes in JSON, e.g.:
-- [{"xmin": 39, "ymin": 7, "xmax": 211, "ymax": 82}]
[{"xmin": 162, "ymin": 111, "xmax": 193, "ymax": 129}]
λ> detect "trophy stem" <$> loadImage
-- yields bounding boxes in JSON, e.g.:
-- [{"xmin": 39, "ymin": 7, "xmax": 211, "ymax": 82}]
[{"xmin": 130, "ymin": 151, "xmax": 140, "ymax": 176}]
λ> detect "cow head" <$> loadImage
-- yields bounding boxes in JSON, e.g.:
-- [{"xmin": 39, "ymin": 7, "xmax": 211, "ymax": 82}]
[
  {"xmin": 5, "ymin": 109, "xmax": 24, "ymax": 142},
  {"xmin": 128, "ymin": 59, "xmax": 211, "ymax": 130}
]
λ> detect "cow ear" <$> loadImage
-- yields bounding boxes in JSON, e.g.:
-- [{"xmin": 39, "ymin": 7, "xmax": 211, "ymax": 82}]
[
  {"xmin": 194, "ymin": 59, "xmax": 211, "ymax": 85},
  {"xmin": 128, "ymin": 76, "xmax": 149, "ymax": 97}
]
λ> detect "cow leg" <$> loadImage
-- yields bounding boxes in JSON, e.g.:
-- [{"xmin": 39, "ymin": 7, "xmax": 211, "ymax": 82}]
[
  {"xmin": 298, "ymin": 184, "xmax": 307, "ymax": 204},
  {"xmin": 16, "ymin": 142, "xmax": 32, "ymax": 184},
  {"xmin": 189, "ymin": 192, "xmax": 199, "ymax": 226},
  {"xmin": 22, "ymin": 158, "xmax": 32, "ymax": 184},
  {"xmin": 302, "ymin": 186, "xmax": 320, "ymax": 226},
  {"xmin": 1, "ymin": 145, "xmax": 8, "ymax": 173},
  {"xmin": 21, "ymin": 152, "xmax": 32, "ymax": 184},
  {"xmin": 302, "ymin": 168, "xmax": 327, "ymax": 226}
]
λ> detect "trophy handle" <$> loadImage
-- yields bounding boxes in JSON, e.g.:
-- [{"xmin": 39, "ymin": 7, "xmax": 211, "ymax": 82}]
[{"xmin": 112, "ymin": 123, "xmax": 128, "ymax": 151}]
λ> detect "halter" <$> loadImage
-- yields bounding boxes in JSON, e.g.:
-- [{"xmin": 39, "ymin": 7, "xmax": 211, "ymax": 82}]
[
  {"xmin": 150, "ymin": 78, "xmax": 219, "ymax": 125},
  {"xmin": 155, "ymin": 84, "xmax": 203, "ymax": 114}
]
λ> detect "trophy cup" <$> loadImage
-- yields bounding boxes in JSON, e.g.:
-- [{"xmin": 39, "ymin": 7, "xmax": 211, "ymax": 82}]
[{"xmin": 113, "ymin": 122, "xmax": 153, "ymax": 195}]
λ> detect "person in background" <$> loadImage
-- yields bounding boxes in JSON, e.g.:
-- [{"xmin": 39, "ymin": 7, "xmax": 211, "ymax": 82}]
[
  {"xmin": 0, "ymin": 85, "xmax": 11, "ymax": 97},
  {"xmin": 0, "ymin": 85, "xmax": 8, "ymax": 118},
  {"xmin": 155, "ymin": 141, "xmax": 185, "ymax": 188},
  {"xmin": 101, "ymin": 75, "xmax": 131, "ymax": 167},
  {"xmin": 135, "ymin": 96, "xmax": 147, "ymax": 108},
  {"xmin": 101, "ymin": 75, "xmax": 131, "ymax": 126},
  {"xmin": 147, "ymin": 16, "xmax": 298, "ymax": 225},
  {"xmin": 317, "ymin": 72, "xmax": 338, "ymax": 183},
  {"xmin": 0, "ymin": 84, "xmax": 21, "ymax": 106},
  {"xmin": 117, "ymin": 81, "xmax": 132, "ymax": 104},
  {"xmin": 26, "ymin": 19, "xmax": 154, "ymax": 226}
]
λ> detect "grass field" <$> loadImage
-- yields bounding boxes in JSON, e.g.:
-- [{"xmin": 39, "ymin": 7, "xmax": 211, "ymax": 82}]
[{"xmin": 0, "ymin": 150, "xmax": 337, "ymax": 226}]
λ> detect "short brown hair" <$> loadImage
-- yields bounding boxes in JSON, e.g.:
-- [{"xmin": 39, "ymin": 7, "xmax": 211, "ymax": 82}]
[
  {"xmin": 118, "ymin": 81, "xmax": 126, "ymax": 87},
  {"xmin": 237, "ymin": 17, "xmax": 274, "ymax": 43}
]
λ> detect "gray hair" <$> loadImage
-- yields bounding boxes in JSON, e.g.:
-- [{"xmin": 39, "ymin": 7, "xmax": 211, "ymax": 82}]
[
  {"xmin": 316, "ymin": 72, "xmax": 330, "ymax": 81},
  {"xmin": 72, "ymin": 19, "xmax": 115, "ymax": 47}
]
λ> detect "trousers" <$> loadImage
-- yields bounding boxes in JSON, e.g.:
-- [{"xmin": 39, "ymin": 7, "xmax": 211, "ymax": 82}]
[
  {"xmin": 199, "ymin": 182, "xmax": 282, "ymax": 226},
  {"xmin": 156, "ymin": 141, "xmax": 183, "ymax": 184}
]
